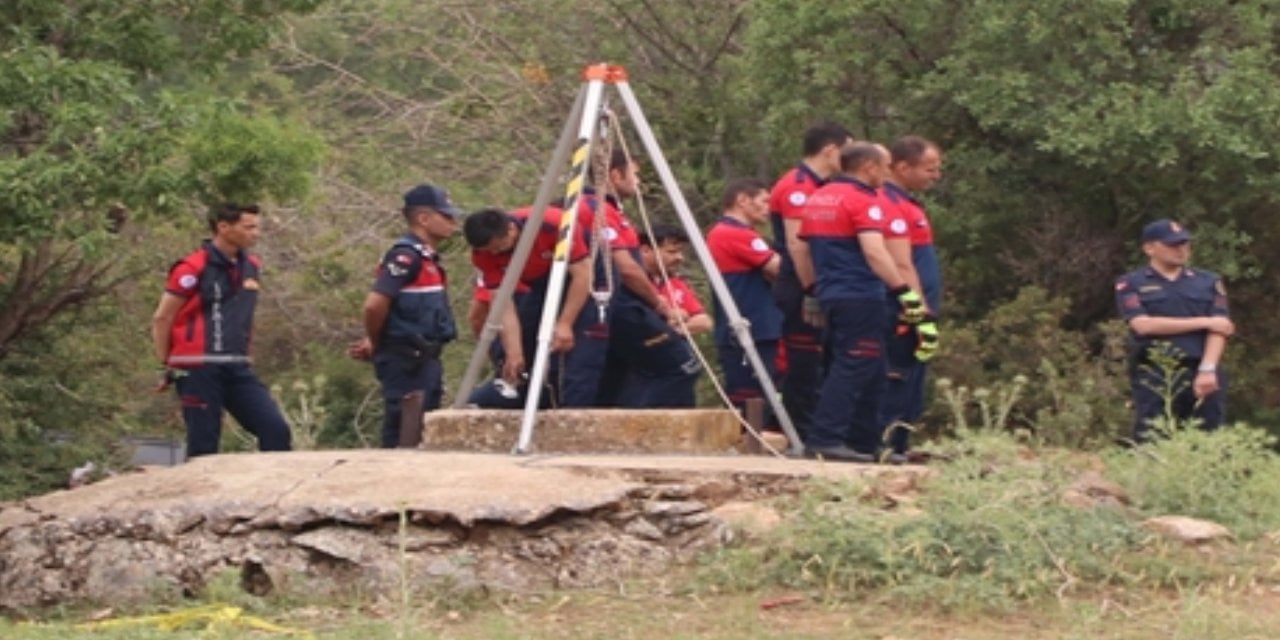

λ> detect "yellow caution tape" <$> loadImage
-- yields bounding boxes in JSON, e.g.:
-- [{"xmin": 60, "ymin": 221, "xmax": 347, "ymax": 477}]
[{"xmin": 75, "ymin": 603, "xmax": 314, "ymax": 637}]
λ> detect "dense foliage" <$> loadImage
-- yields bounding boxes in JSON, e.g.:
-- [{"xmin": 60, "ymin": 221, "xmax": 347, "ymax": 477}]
[{"xmin": 2, "ymin": 0, "xmax": 1278, "ymax": 497}]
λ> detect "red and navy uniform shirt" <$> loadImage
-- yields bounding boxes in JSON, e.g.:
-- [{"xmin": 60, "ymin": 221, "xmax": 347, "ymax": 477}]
[
  {"xmin": 882, "ymin": 181, "xmax": 942, "ymax": 313},
  {"xmin": 373, "ymin": 234, "xmax": 457, "ymax": 343},
  {"xmin": 656, "ymin": 275, "xmax": 704, "ymax": 318},
  {"xmin": 470, "ymin": 207, "xmax": 588, "ymax": 293},
  {"xmin": 1115, "ymin": 266, "xmax": 1229, "ymax": 361},
  {"xmin": 164, "ymin": 241, "xmax": 261, "ymax": 367},
  {"xmin": 798, "ymin": 176, "xmax": 888, "ymax": 302},
  {"xmin": 578, "ymin": 189, "xmax": 646, "ymax": 307},
  {"xmin": 708, "ymin": 216, "xmax": 783, "ymax": 344},
  {"xmin": 769, "ymin": 164, "xmax": 825, "ymax": 276}
]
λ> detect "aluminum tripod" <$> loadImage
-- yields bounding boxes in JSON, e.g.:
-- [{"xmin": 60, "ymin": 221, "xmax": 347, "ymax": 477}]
[{"xmin": 452, "ymin": 64, "xmax": 805, "ymax": 456}]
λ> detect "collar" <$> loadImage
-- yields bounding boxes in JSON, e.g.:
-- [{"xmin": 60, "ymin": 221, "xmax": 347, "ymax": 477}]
[
  {"xmin": 796, "ymin": 162, "xmax": 825, "ymax": 186},
  {"xmin": 828, "ymin": 175, "xmax": 877, "ymax": 195},
  {"xmin": 883, "ymin": 181, "xmax": 920, "ymax": 205},
  {"xmin": 203, "ymin": 239, "xmax": 242, "ymax": 267},
  {"xmin": 718, "ymin": 215, "xmax": 751, "ymax": 228},
  {"xmin": 1144, "ymin": 265, "xmax": 1194, "ymax": 280}
]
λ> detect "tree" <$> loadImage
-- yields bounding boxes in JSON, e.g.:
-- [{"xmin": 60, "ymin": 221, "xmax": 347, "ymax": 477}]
[{"xmin": 0, "ymin": 0, "xmax": 326, "ymax": 362}]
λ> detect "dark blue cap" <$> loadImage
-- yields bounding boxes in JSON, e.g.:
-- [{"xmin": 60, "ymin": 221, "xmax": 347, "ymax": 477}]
[
  {"xmin": 1141, "ymin": 218, "xmax": 1192, "ymax": 245},
  {"xmin": 403, "ymin": 183, "xmax": 464, "ymax": 218}
]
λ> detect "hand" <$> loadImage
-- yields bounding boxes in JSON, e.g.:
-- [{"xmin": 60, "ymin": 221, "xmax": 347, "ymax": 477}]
[
  {"xmin": 1193, "ymin": 370, "xmax": 1219, "ymax": 398},
  {"xmin": 914, "ymin": 321, "xmax": 939, "ymax": 362},
  {"xmin": 347, "ymin": 337, "xmax": 373, "ymax": 361},
  {"xmin": 802, "ymin": 294, "xmax": 826, "ymax": 328},
  {"xmin": 501, "ymin": 354, "xmax": 526, "ymax": 385},
  {"xmin": 895, "ymin": 288, "xmax": 926, "ymax": 325},
  {"xmin": 154, "ymin": 367, "xmax": 189, "ymax": 392},
  {"xmin": 1205, "ymin": 317, "xmax": 1235, "ymax": 337},
  {"xmin": 551, "ymin": 321, "xmax": 575, "ymax": 352}
]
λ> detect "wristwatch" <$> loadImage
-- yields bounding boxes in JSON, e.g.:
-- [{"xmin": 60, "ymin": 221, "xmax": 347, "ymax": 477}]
[{"xmin": 1197, "ymin": 364, "xmax": 1217, "ymax": 373}]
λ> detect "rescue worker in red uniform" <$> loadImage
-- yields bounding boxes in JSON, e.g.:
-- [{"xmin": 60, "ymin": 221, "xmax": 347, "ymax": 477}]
[
  {"xmin": 639, "ymin": 224, "xmax": 712, "ymax": 337},
  {"xmin": 708, "ymin": 178, "xmax": 782, "ymax": 413},
  {"xmin": 575, "ymin": 150, "xmax": 700, "ymax": 408},
  {"xmin": 350, "ymin": 184, "xmax": 462, "ymax": 447},
  {"xmin": 463, "ymin": 205, "xmax": 592, "ymax": 407},
  {"xmin": 879, "ymin": 136, "xmax": 944, "ymax": 458},
  {"xmin": 795, "ymin": 143, "xmax": 925, "ymax": 462},
  {"xmin": 769, "ymin": 122, "xmax": 853, "ymax": 441},
  {"xmin": 151, "ymin": 202, "xmax": 292, "ymax": 458}
]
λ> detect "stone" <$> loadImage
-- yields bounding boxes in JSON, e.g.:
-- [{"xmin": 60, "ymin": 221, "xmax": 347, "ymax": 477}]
[
  {"xmin": 1062, "ymin": 471, "xmax": 1131, "ymax": 510},
  {"xmin": 711, "ymin": 502, "xmax": 782, "ymax": 538},
  {"xmin": 1142, "ymin": 516, "xmax": 1232, "ymax": 544},
  {"xmin": 422, "ymin": 408, "xmax": 742, "ymax": 454}
]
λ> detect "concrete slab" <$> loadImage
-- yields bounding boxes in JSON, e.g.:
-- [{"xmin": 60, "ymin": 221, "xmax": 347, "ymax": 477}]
[{"xmin": 422, "ymin": 408, "xmax": 744, "ymax": 454}]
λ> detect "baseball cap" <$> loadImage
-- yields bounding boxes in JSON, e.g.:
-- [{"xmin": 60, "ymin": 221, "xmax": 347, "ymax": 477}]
[
  {"xmin": 403, "ymin": 183, "xmax": 464, "ymax": 218},
  {"xmin": 1141, "ymin": 218, "xmax": 1192, "ymax": 245}
]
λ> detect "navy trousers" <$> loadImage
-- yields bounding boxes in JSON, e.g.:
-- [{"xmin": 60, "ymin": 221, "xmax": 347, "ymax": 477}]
[
  {"xmin": 374, "ymin": 346, "xmax": 443, "ymax": 448},
  {"xmin": 1130, "ymin": 360, "xmax": 1225, "ymax": 441},
  {"xmin": 773, "ymin": 271, "xmax": 823, "ymax": 441},
  {"xmin": 174, "ymin": 363, "xmax": 292, "ymax": 457},
  {"xmin": 807, "ymin": 298, "xmax": 888, "ymax": 453},
  {"xmin": 880, "ymin": 313, "xmax": 929, "ymax": 454}
]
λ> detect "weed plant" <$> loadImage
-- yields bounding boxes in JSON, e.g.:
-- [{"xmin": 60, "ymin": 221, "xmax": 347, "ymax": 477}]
[
  {"xmin": 702, "ymin": 427, "xmax": 1280, "ymax": 611},
  {"xmin": 1105, "ymin": 422, "xmax": 1280, "ymax": 539}
]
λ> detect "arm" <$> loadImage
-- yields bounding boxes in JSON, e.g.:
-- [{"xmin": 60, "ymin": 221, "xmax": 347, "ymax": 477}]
[
  {"xmin": 858, "ymin": 232, "xmax": 908, "ymax": 290},
  {"xmin": 499, "ymin": 299, "xmax": 525, "ymax": 382},
  {"xmin": 361, "ymin": 292, "xmax": 392, "ymax": 353},
  {"xmin": 760, "ymin": 253, "xmax": 782, "ymax": 281},
  {"xmin": 682, "ymin": 311, "xmax": 713, "ymax": 336},
  {"xmin": 886, "ymin": 236, "xmax": 923, "ymax": 298},
  {"xmin": 785, "ymin": 219, "xmax": 815, "ymax": 288},
  {"xmin": 791, "ymin": 234, "xmax": 816, "ymax": 291},
  {"xmin": 467, "ymin": 297, "xmax": 490, "ymax": 338},
  {"xmin": 553, "ymin": 259, "xmax": 592, "ymax": 351},
  {"xmin": 614, "ymin": 249, "xmax": 671, "ymax": 315},
  {"xmin": 1128, "ymin": 315, "xmax": 1234, "ymax": 337},
  {"xmin": 150, "ymin": 293, "xmax": 185, "ymax": 364}
]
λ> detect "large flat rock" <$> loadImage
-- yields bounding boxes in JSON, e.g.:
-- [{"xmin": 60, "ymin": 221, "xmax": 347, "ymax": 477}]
[
  {"xmin": 422, "ymin": 408, "xmax": 744, "ymax": 454},
  {"xmin": 0, "ymin": 450, "xmax": 924, "ymax": 611}
]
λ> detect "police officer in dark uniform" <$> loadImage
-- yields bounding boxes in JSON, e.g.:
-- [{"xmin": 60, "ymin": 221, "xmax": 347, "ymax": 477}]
[
  {"xmin": 151, "ymin": 202, "xmax": 293, "ymax": 458},
  {"xmin": 350, "ymin": 184, "xmax": 463, "ymax": 447},
  {"xmin": 1115, "ymin": 219, "xmax": 1232, "ymax": 442}
]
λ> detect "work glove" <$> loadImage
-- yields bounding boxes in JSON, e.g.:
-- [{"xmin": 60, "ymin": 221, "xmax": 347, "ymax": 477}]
[
  {"xmin": 802, "ymin": 294, "xmax": 826, "ymax": 328},
  {"xmin": 914, "ymin": 320, "xmax": 939, "ymax": 362},
  {"xmin": 154, "ymin": 367, "xmax": 189, "ymax": 392},
  {"xmin": 891, "ymin": 287, "xmax": 926, "ymax": 325}
]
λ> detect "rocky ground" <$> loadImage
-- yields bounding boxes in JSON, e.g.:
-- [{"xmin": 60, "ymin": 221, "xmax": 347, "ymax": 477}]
[{"xmin": 0, "ymin": 450, "xmax": 917, "ymax": 612}]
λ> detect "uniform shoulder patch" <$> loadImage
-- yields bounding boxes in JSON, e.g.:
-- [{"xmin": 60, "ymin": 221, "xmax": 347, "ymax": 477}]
[
  {"xmin": 1115, "ymin": 280, "xmax": 1128, "ymax": 291},
  {"xmin": 1215, "ymin": 280, "xmax": 1227, "ymax": 295},
  {"xmin": 750, "ymin": 238, "xmax": 770, "ymax": 252},
  {"xmin": 788, "ymin": 191, "xmax": 807, "ymax": 207},
  {"xmin": 890, "ymin": 219, "xmax": 908, "ymax": 234},
  {"xmin": 868, "ymin": 205, "xmax": 883, "ymax": 221},
  {"xmin": 178, "ymin": 274, "xmax": 198, "ymax": 290}
]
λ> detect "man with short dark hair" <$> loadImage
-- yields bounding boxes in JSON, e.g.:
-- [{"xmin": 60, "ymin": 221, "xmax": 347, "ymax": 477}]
[
  {"xmin": 795, "ymin": 143, "xmax": 925, "ymax": 462},
  {"xmin": 350, "ymin": 184, "xmax": 462, "ymax": 447},
  {"xmin": 578, "ymin": 150, "xmax": 701, "ymax": 408},
  {"xmin": 462, "ymin": 205, "xmax": 592, "ymax": 407},
  {"xmin": 879, "ymin": 136, "xmax": 944, "ymax": 457},
  {"xmin": 1115, "ymin": 219, "xmax": 1232, "ymax": 442},
  {"xmin": 639, "ymin": 224, "xmax": 711, "ymax": 337},
  {"xmin": 708, "ymin": 178, "xmax": 782, "ymax": 411},
  {"xmin": 151, "ymin": 202, "xmax": 293, "ymax": 458},
  {"xmin": 769, "ymin": 122, "xmax": 852, "ymax": 441}
]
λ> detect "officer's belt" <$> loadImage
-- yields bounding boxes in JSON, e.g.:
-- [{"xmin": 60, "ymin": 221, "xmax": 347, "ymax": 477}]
[
  {"xmin": 382, "ymin": 335, "xmax": 443, "ymax": 359},
  {"xmin": 167, "ymin": 354, "xmax": 252, "ymax": 365}
]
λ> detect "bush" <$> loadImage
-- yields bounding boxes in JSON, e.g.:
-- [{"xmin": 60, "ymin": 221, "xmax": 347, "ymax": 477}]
[
  {"xmin": 703, "ymin": 428, "xmax": 1280, "ymax": 610},
  {"xmin": 1105, "ymin": 424, "xmax": 1280, "ymax": 540},
  {"xmin": 926, "ymin": 287, "xmax": 1131, "ymax": 449}
]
